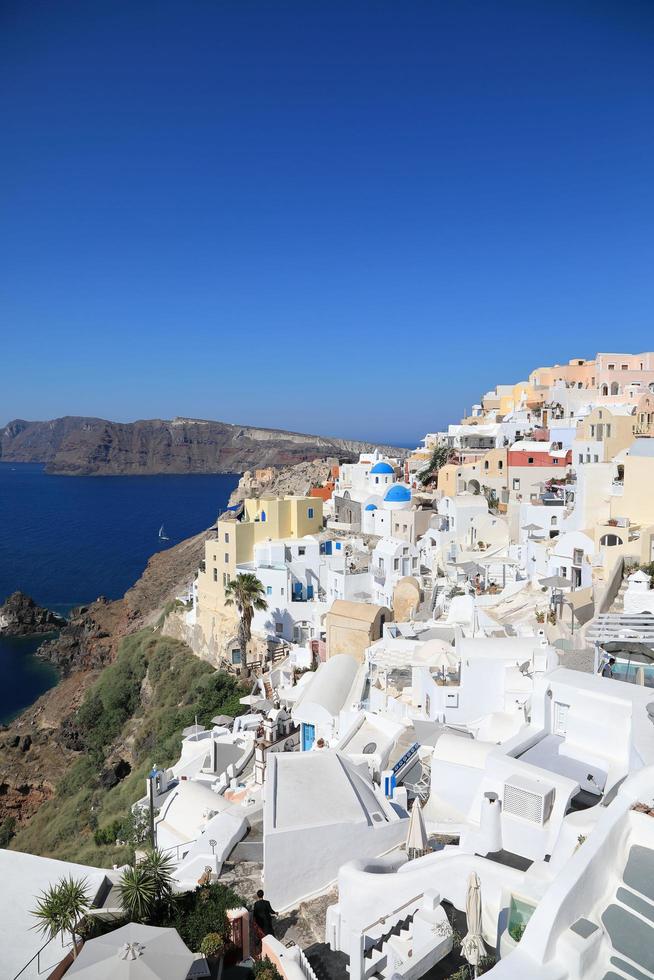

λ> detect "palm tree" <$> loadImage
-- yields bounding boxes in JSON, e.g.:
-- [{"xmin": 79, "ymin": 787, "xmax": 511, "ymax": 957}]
[
  {"xmin": 32, "ymin": 876, "xmax": 90, "ymax": 959},
  {"xmin": 418, "ymin": 444, "xmax": 453, "ymax": 485},
  {"xmin": 224, "ymin": 572, "xmax": 268, "ymax": 663},
  {"xmin": 119, "ymin": 864, "xmax": 157, "ymax": 923}
]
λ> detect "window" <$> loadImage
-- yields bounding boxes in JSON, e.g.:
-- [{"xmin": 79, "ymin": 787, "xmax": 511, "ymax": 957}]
[
  {"xmin": 528, "ymin": 457, "xmax": 534, "ymax": 464},
  {"xmin": 280, "ymin": 587, "xmax": 284, "ymax": 596},
  {"xmin": 225, "ymin": 532, "xmax": 230, "ymax": 543},
  {"xmin": 335, "ymin": 542, "xmax": 342, "ymax": 550},
  {"xmin": 231, "ymin": 649, "xmax": 241, "ymax": 665},
  {"xmin": 586, "ymin": 454, "xmax": 591, "ymax": 463},
  {"xmin": 266, "ymin": 586, "xmax": 273, "ymax": 595},
  {"xmin": 606, "ymin": 424, "xmax": 611, "ymax": 437},
  {"xmin": 513, "ymin": 478, "xmax": 520, "ymax": 490},
  {"xmin": 298, "ymin": 546, "xmax": 306, "ymax": 557},
  {"xmin": 225, "ymin": 553, "xmax": 229, "ymax": 562},
  {"xmin": 621, "ymin": 364, "xmax": 628, "ymax": 371},
  {"xmin": 394, "ymin": 558, "xmax": 400, "ymax": 570},
  {"xmin": 573, "ymin": 548, "xmax": 584, "ymax": 565},
  {"xmin": 578, "ymin": 454, "xmax": 583, "ymax": 464},
  {"xmin": 498, "ymin": 460, "xmax": 503, "ymax": 470},
  {"xmin": 593, "ymin": 455, "xmax": 599, "ymax": 463},
  {"xmin": 223, "ymin": 572, "xmax": 230, "ymax": 586},
  {"xmin": 307, "ymin": 507, "xmax": 314, "ymax": 519},
  {"xmin": 213, "ymin": 568, "xmax": 217, "ymax": 582},
  {"xmin": 275, "ymin": 623, "xmax": 283, "ymax": 635},
  {"xmin": 608, "ymin": 364, "xmax": 615, "ymax": 371},
  {"xmin": 590, "ymin": 425, "xmax": 595, "ymax": 438},
  {"xmin": 484, "ymin": 460, "xmax": 489, "ymax": 470}
]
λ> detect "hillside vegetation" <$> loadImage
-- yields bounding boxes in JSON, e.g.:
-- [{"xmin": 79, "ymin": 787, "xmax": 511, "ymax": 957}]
[{"xmin": 10, "ymin": 631, "xmax": 247, "ymax": 866}]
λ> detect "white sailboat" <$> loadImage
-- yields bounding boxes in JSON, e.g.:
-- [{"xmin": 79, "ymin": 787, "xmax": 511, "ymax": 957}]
[{"xmin": 159, "ymin": 524, "xmax": 170, "ymax": 542}]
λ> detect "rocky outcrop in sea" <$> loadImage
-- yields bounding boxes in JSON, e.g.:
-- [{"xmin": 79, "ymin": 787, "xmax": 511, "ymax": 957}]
[{"xmin": 0, "ymin": 591, "xmax": 66, "ymax": 637}]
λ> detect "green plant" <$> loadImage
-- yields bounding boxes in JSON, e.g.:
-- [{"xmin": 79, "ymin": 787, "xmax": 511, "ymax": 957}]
[
  {"xmin": 31, "ymin": 876, "xmax": 91, "ymax": 959},
  {"xmin": 224, "ymin": 573, "xmax": 268, "ymax": 661},
  {"xmin": 200, "ymin": 931, "xmax": 226, "ymax": 958},
  {"xmin": 0, "ymin": 816, "xmax": 16, "ymax": 847},
  {"xmin": 141, "ymin": 848, "xmax": 176, "ymax": 905},
  {"xmin": 508, "ymin": 920, "xmax": 526, "ymax": 942},
  {"xmin": 418, "ymin": 444, "xmax": 453, "ymax": 485},
  {"xmin": 119, "ymin": 864, "xmax": 157, "ymax": 922},
  {"xmin": 162, "ymin": 882, "xmax": 243, "ymax": 952},
  {"xmin": 253, "ymin": 958, "xmax": 283, "ymax": 980}
]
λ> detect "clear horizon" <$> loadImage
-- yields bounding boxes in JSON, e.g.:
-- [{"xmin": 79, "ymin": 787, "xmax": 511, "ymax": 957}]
[{"xmin": 2, "ymin": 1, "xmax": 654, "ymax": 443}]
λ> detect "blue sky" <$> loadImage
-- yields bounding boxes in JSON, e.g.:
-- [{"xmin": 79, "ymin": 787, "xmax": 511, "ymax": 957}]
[{"xmin": 1, "ymin": 1, "xmax": 653, "ymax": 445}]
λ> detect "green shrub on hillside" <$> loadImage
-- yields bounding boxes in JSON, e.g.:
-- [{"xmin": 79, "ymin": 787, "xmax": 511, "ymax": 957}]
[{"xmin": 10, "ymin": 631, "xmax": 248, "ymax": 865}]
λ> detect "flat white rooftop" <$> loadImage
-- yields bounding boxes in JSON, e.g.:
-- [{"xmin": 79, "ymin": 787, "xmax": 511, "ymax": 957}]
[
  {"xmin": 0, "ymin": 850, "xmax": 110, "ymax": 980},
  {"xmin": 271, "ymin": 752, "xmax": 383, "ymax": 832}
]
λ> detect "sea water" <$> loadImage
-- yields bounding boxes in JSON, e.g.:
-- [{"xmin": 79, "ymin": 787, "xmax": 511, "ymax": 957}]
[{"xmin": 0, "ymin": 463, "xmax": 239, "ymax": 721}]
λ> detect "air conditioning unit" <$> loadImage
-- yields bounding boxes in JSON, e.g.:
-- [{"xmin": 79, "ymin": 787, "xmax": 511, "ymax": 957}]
[{"xmin": 503, "ymin": 774, "xmax": 556, "ymax": 825}]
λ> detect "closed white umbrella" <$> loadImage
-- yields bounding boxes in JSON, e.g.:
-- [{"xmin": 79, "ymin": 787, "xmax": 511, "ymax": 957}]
[
  {"xmin": 461, "ymin": 872, "xmax": 485, "ymax": 977},
  {"xmin": 635, "ymin": 665, "xmax": 645, "ymax": 686},
  {"xmin": 405, "ymin": 799, "xmax": 429, "ymax": 860}
]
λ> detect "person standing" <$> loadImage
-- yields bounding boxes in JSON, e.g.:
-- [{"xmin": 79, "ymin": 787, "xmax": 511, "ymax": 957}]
[
  {"xmin": 601, "ymin": 656, "xmax": 616, "ymax": 678},
  {"xmin": 252, "ymin": 889, "xmax": 277, "ymax": 957}
]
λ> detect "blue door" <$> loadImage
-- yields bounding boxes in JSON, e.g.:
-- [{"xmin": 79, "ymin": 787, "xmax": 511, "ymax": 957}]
[
  {"xmin": 307, "ymin": 584, "xmax": 314, "ymax": 600},
  {"xmin": 302, "ymin": 723, "xmax": 315, "ymax": 751},
  {"xmin": 323, "ymin": 540, "xmax": 332, "ymax": 555}
]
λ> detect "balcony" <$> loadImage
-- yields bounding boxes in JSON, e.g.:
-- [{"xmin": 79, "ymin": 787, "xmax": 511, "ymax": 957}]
[{"xmin": 372, "ymin": 564, "xmax": 386, "ymax": 585}]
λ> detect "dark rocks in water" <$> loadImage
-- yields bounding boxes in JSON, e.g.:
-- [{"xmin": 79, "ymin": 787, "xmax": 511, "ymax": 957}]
[{"xmin": 0, "ymin": 591, "xmax": 66, "ymax": 637}]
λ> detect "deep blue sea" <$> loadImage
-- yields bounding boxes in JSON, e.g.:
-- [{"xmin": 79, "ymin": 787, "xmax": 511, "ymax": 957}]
[{"xmin": 0, "ymin": 463, "xmax": 239, "ymax": 722}]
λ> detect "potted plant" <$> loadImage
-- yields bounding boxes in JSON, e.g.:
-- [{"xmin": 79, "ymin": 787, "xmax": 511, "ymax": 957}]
[{"xmin": 200, "ymin": 931, "xmax": 226, "ymax": 968}]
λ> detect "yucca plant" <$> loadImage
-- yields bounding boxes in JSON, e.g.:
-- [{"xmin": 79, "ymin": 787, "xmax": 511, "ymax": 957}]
[
  {"xmin": 141, "ymin": 848, "xmax": 176, "ymax": 906},
  {"xmin": 32, "ymin": 876, "xmax": 91, "ymax": 959},
  {"xmin": 119, "ymin": 864, "xmax": 157, "ymax": 922}
]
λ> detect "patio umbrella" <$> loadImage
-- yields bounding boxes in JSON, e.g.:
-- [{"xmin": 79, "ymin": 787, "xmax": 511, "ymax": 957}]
[
  {"xmin": 539, "ymin": 575, "xmax": 573, "ymax": 590},
  {"xmin": 405, "ymin": 799, "xmax": 429, "ymax": 860},
  {"xmin": 181, "ymin": 724, "xmax": 205, "ymax": 738},
  {"xmin": 461, "ymin": 872, "xmax": 485, "ymax": 978},
  {"xmin": 432, "ymin": 650, "xmax": 458, "ymax": 680},
  {"xmin": 66, "ymin": 923, "xmax": 195, "ymax": 980},
  {"xmin": 211, "ymin": 714, "xmax": 234, "ymax": 727}
]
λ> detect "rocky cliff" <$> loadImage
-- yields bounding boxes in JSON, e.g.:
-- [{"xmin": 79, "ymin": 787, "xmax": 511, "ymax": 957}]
[
  {"xmin": 0, "ymin": 527, "xmax": 214, "ymax": 835},
  {"xmin": 0, "ymin": 592, "xmax": 67, "ymax": 636},
  {"xmin": 229, "ymin": 458, "xmax": 336, "ymax": 503},
  {"xmin": 0, "ymin": 416, "xmax": 405, "ymax": 476}
]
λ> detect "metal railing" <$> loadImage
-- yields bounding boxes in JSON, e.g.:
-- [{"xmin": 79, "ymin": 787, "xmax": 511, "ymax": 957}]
[{"xmin": 12, "ymin": 932, "xmax": 73, "ymax": 980}]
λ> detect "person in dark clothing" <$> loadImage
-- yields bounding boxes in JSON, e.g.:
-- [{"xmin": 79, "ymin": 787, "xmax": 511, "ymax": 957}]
[
  {"xmin": 253, "ymin": 889, "xmax": 277, "ymax": 952},
  {"xmin": 601, "ymin": 656, "xmax": 616, "ymax": 678}
]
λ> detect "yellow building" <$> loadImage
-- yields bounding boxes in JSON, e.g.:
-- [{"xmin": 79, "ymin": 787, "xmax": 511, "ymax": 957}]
[
  {"xmin": 325, "ymin": 599, "xmax": 391, "ymax": 663},
  {"xmin": 613, "ymin": 441, "xmax": 654, "ymax": 529},
  {"xmin": 574, "ymin": 405, "xmax": 637, "ymax": 463},
  {"xmin": 437, "ymin": 449, "xmax": 507, "ymax": 498},
  {"xmin": 195, "ymin": 495, "xmax": 323, "ymax": 659}
]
